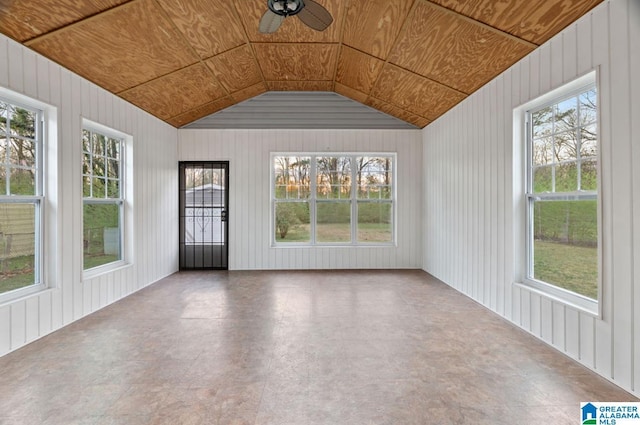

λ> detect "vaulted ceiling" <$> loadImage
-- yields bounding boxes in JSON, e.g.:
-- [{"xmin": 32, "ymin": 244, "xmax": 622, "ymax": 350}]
[{"xmin": 0, "ymin": 0, "xmax": 602, "ymax": 128}]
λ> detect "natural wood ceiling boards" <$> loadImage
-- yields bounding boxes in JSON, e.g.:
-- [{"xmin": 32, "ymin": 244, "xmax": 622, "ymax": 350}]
[
  {"xmin": 254, "ymin": 44, "xmax": 339, "ymax": 81},
  {"xmin": 120, "ymin": 63, "xmax": 226, "ymax": 120},
  {"xmin": 0, "ymin": 0, "xmax": 129, "ymax": 42},
  {"xmin": 428, "ymin": 0, "xmax": 603, "ymax": 45},
  {"xmin": 389, "ymin": 2, "xmax": 535, "ymax": 94},
  {"xmin": 343, "ymin": 0, "xmax": 415, "ymax": 59},
  {"xmin": 205, "ymin": 45, "xmax": 263, "ymax": 93},
  {"xmin": 266, "ymin": 81, "xmax": 335, "ymax": 91},
  {"xmin": 27, "ymin": 0, "xmax": 198, "ymax": 93},
  {"xmin": 372, "ymin": 64, "xmax": 466, "ymax": 120},
  {"xmin": 0, "ymin": 0, "xmax": 602, "ymax": 128},
  {"xmin": 155, "ymin": 0, "xmax": 246, "ymax": 58},
  {"xmin": 336, "ymin": 47, "xmax": 385, "ymax": 94},
  {"xmin": 166, "ymin": 96, "xmax": 235, "ymax": 128}
]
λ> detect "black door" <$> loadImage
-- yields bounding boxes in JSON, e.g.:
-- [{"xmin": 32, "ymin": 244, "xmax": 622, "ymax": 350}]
[{"xmin": 179, "ymin": 162, "xmax": 229, "ymax": 269}]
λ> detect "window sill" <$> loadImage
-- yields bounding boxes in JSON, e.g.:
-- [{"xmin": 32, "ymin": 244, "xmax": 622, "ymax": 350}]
[
  {"xmin": 0, "ymin": 285, "xmax": 56, "ymax": 307},
  {"xmin": 271, "ymin": 243, "xmax": 397, "ymax": 248},
  {"xmin": 514, "ymin": 281, "xmax": 600, "ymax": 318},
  {"xmin": 83, "ymin": 261, "xmax": 132, "ymax": 281}
]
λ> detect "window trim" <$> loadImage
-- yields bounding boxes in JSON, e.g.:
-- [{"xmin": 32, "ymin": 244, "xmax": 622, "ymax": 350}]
[
  {"xmin": 514, "ymin": 70, "xmax": 601, "ymax": 316},
  {"xmin": 271, "ymin": 153, "xmax": 396, "ymax": 247},
  {"xmin": 81, "ymin": 119, "xmax": 130, "ymax": 278}
]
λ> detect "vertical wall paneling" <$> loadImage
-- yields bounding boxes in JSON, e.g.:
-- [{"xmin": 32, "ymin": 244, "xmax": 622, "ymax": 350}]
[
  {"xmin": 0, "ymin": 34, "xmax": 179, "ymax": 356},
  {"xmin": 0, "ymin": 37, "xmax": 8, "ymax": 87},
  {"xmin": 10, "ymin": 302, "xmax": 25, "ymax": 349},
  {"xmin": 60, "ymin": 68, "xmax": 75, "ymax": 326},
  {"xmin": 0, "ymin": 306, "xmax": 10, "ymax": 355},
  {"xmin": 422, "ymin": 0, "xmax": 639, "ymax": 397},
  {"xmin": 496, "ymin": 74, "xmax": 506, "ymax": 317},
  {"xmin": 7, "ymin": 41, "xmax": 23, "ymax": 93},
  {"xmin": 566, "ymin": 308, "xmax": 580, "ymax": 358},
  {"xmin": 503, "ymin": 68, "xmax": 515, "ymax": 323},
  {"xmin": 22, "ymin": 49, "xmax": 37, "ymax": 99},
  {"xmin": 592, "ymin": 0, "xmax": 614, "ymax": 380},
  {"xmin": 179, "ymin": 129, "xmax": 422, "ymax": 270},
  {"xmin": 24, "ymin": 297, "xmax": 39, "ymax": 342},
  {"xmin": 609, "ymin": 0, "xmax": 633, "ymax": 389},
  {"xmin": 628, "ymin": 0, "xmax": 640, "ymax": 386},
  {"xmin": 530, "ymin": 293, "xmax": 541, "ymax": 336},
  {"xmin": 38, "ymin": 291, "xmax": 52, "ymax": 337}
]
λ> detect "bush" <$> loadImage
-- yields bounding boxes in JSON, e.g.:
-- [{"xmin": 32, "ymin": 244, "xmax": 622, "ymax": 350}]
[{"xmin": 275, "ymin": 203, "xmax": 300, "ymax": 239}]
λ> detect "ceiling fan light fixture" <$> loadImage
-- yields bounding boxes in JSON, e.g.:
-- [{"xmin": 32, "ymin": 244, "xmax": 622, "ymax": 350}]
[{"xmin": 268, "ymin": 0, "xmax": 305, "ymax": 17}]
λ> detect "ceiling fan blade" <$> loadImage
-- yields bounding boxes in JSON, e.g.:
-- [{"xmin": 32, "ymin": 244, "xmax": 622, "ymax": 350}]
[
  {"xmin": 297, "ymin": 0, "xmax": 333, "ymax": 31},
  {"xmin": 259, "ymin": 9, "xmax": 285, "ymax": 33}
]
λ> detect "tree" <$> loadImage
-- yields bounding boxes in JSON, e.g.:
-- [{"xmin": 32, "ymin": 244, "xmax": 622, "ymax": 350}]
[{"xmin": 0, "ymin": 102, "xmax": 37, "ymax": 195}]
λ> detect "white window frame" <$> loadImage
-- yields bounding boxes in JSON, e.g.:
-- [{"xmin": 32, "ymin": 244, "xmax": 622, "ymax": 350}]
[
  {"xmin": 514, "ymin": 70, "xmax": 600, "ymax": 316},
  {"xmin": 0, "ymin": 88, "xmax": 58, "ymax": 303},
  {"xmin": 271, "ymin": 153, "xmax": 396, "ymax": 247},
  {"xmin": 81, "ymin": 119, "xmax": 130, "ymax": 277}
]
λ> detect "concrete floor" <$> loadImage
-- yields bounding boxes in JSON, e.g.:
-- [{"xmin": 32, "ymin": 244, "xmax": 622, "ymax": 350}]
[{"xmin": 0, "ymin": 270, "xmax": 636, "ymax": 424}]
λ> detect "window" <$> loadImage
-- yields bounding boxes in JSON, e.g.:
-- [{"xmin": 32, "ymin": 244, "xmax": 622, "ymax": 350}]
[
  {"xmin": 524, "ymin": 73, "xmax": 598, "ymax": 310},
  {"xmin": 272, "ymin": 154, "xmax": 394, "ymax": 245},
  {"xmin": 82, "ymin": 124, "xmax": 124, "ymax": 271},
  {"xmin": 0, "ymin": 97, "xmax": 43, "ymax": 296}
]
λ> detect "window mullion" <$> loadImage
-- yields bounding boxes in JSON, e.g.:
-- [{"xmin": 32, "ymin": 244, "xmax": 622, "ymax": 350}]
[
  {"xmin": 310, "ymin": 156, "xmax": 316, "ymax": 245},
  {"xmin": 351, "ymin": 155, "xmax": 357, "ymax": 245},
  {"xmin": 576, "ymin": 95, "xmax": 583, "ymax": 191}
]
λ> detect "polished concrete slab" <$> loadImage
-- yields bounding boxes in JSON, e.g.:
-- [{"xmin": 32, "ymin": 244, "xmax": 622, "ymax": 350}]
[{"xmin": 0, "ymin": 270, "xmax": 636, "ymax": 424}]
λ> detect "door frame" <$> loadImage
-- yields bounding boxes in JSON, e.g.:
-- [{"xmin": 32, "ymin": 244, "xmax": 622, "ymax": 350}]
[{"xmin": 178, "ymin": 161, "xmax": 229, "ymax": 270}]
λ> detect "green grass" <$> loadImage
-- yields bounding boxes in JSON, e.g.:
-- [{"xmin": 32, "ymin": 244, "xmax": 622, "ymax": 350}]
[
  {"xmin": 276, "ymin": 223, "xmax": 391, "ymax": 243},
  {"xmin": 0, "ymin": 255, "xmax": 35, "ymax": 294},
  {"xmin": 357, "ymin": 223, "xmax": 392, "ymax": 242},
  {"xmin": 534, "ymin": 240, "xmax": 597, "ymax": 299},
  {"xmin": 84, "ymin": 254, "xmax": 119, "ymax": 270}
]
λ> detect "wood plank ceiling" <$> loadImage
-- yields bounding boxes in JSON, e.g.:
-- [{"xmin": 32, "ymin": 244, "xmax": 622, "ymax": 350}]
[{"xmin": 0, "ymin": 0, "xmax": 602, "ymax": 128}]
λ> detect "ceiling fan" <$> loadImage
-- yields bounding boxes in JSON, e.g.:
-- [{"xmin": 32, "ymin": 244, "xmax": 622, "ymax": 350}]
[{"xmin": 259, "ymin": 0, "xmax": 333, "ymax": 34}]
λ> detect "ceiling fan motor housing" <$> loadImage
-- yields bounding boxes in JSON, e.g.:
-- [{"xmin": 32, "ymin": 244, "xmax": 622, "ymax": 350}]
[{"xmin": 268, "ymin": 0, "xmax": 305, "ymax": 16}]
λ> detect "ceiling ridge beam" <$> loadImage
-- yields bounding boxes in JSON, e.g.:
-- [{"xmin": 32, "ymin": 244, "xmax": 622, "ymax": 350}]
[
  {"xmin": 24, "ymin": 0, "xmax": 141, "ymax": 47},
  {"xmin": 423, "ymin": 0, "xmax": 539, "ymax": 50}
]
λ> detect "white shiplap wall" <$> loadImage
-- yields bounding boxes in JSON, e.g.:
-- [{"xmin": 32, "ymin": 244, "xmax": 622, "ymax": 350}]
[
  {"xmin": 423, "ymin": 0, "xmax": 639, "ymax": 396},
  {"xmin": 179, "ymin": 129, "xmax": 422, "ymax": 270},
  {"xmin": 0, "ymin": 34, "xmax": 179, "ymax": 356}
]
